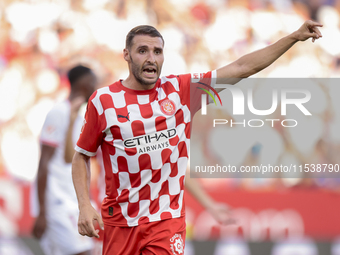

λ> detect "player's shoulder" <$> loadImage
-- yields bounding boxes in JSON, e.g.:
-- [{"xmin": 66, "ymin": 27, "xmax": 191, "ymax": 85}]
[
  {"xmin": 91, "ymin": 81, "xmax": 122, "ymax": 98},
  {"xmin": 160, "ymin": 71, "xmax": 213, "ymax": 85},
  {"xmin": 161, "ymin": 73, "xmax": 191, "ymax": 80},
  {"xmin": 159, "ymin": 74, "xmax": 191, "ymax": 88},
  {"xmin": 47, "ymin": 100, "xmax": 69, "ymax": 118}
]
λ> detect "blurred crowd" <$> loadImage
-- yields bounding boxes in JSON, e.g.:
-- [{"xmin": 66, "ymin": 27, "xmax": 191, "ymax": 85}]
[{"xmin": 1, "ymin": 0, "xmax": 340, "ymax": 193}]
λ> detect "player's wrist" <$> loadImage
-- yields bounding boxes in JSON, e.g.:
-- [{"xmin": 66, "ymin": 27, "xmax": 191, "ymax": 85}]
[
  {"xmin": 203, "ymin": 198, "xmax": 216, "ymax": 210},
  {"xmin": 38, "ymin": 208, "xmax": 46, "ymax": 216},
  {"xmin": 69, "ymin": 113, "xmax": 78, "ymax": 123},
  {"xmin": 290, "ymin": 31, "xmax": 301, "ymax": 42},
  {"xmin": 78, "ymin": 199, "xmax": 92, "ymax": 209}
]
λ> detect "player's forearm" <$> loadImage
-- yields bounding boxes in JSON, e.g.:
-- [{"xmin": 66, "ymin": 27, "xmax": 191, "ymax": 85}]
[
  {"xmin": 185, "ymin": 174, "xmax": 215, "ymax": 209},
  {"xmin": 235, "ymin": 33, "xmax": 298, "ymax": 77},
  {"xmin": 64, "ymin": 118, "xmax": 76, "ymax": 163},
  {"xmin": 36, "ymin": 145, "xmax": 56, "ymax": 215},
  {"xmin": 36, "ymin": 164, "xmax": 48, "ymax": 215},
  {"xmin": 72, "ymin": 152, "xmax": 92, "ymax": 208}
]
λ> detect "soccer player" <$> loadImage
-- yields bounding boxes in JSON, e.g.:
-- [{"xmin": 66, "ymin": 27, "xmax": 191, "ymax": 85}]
[
  {"xmin": 72, "ymin": 21, "xmax": 322, "ymax": 254},
  {"xmin": 32, "ymin": 65, "xmax": 97, "ymax": 255}
]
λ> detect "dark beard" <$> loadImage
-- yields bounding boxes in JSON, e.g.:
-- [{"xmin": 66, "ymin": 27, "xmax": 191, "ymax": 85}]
[{"xmin": 130, "ymin": 55, "xmax": 158, "ymax": 86}]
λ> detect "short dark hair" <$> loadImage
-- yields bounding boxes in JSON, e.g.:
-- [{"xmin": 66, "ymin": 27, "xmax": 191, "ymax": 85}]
[
  {"xmin": 67, "ymin": 65, "xmax": 92, "ymax": 87},
  {"xmin": 125, "ymin": 25, "xmax": 164, "ymax": 49}
]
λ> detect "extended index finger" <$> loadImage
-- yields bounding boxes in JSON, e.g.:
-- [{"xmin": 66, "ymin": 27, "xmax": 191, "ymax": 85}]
[
  {"xmin": 85, "ymin": 220, "xmax": 100, "ymax": 238},
  {"xmin": 307, "ymin": 20, "xmax": 323, "ymax": 27}
]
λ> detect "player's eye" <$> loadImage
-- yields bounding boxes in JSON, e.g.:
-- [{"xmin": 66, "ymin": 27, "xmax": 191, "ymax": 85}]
[
  {"xmin": 155, "ymin": 50, "xmax": 162, "ymax": 55},
  {"xmin": 139, "ymin": 49, "xmax": 146, "ymax": 54}
]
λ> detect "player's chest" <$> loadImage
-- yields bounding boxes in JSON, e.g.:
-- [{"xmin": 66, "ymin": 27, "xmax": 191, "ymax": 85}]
[{"xmin": 103, "ymin": 97, "xmax": 189, "ymax": 141}]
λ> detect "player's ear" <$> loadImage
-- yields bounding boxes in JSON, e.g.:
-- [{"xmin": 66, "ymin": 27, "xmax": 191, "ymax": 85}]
[{"xmin": 123, "ymin": 48, "xmax": 130, "ymax": 62}]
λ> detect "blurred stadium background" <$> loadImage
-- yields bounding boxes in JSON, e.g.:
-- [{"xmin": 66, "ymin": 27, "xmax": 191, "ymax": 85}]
[{"xmin": 1, "ymin": 0, "xmax": 340, "ymax": 254}]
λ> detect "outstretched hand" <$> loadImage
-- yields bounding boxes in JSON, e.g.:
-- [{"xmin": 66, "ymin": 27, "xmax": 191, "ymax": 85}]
[
  {"xmin": 208, "ymin": 202, "xmax": 236, "ymax": 225},
  {"xmin": 78, "ymin": 203, "xmax": 104, "ymax": 238},
  {"xmin": 294, "ymin": 20, "xmax": 323, "ymax": 42}
]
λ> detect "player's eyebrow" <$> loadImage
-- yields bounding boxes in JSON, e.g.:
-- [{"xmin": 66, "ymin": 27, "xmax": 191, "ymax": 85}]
[
  {"xmin": 154, "ymin": 47, "xmax": 163, "ymax": 52},
  {"xmin": 136, "ymin": 45, "xmax": 163, "ymax": 52},
  {"xmin": 137, "ymin": 45, "xmax": 148, "ymax": 50}
]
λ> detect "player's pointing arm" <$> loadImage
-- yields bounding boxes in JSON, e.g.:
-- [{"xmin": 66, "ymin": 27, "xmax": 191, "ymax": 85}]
[{"xmin": 215, "ymin": 20, "xmax": 323, "ymax": 85}]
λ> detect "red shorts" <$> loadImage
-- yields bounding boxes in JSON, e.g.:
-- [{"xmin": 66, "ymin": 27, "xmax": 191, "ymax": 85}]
[{"xmin": 102, "ymin": 217, "xmax": 186, "ymax": 255}]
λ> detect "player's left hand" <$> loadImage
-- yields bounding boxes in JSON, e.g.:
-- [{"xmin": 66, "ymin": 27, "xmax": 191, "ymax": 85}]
[
  {"xmin": 78, "ymin": 203, "xmax": 104, "ymax": 238},
  {"xmin": 294, "ymin": 20, "xmax": 323, "ymax": 43},
  {"xmin": 70, "ymin": 96, "xmax": 85, "ymax": 122},
  {"xmin": 32, "ymin": 213, "xmax": 47, "ymax": 239},
  {"xmin": 208, "ymin": 202, "xmax": 236, "ymax": 225}
]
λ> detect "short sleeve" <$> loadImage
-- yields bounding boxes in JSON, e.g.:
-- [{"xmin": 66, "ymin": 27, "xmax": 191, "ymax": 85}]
[
  {"xmin": 177, "ymin": 70, "xmax": 217, "ymax": 115},
  {"xmin": 40, "ymin": 107, "xmax": 65, "ymax": 147},
  {"xmin": 75, "ymin": 92, "xmax": 104, "ymax": 156}
]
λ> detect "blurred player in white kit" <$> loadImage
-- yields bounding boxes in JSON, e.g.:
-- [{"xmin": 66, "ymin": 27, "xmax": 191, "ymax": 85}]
[{"xmin": 32, "ymin": 65, "xmax": 97, "ymax": 255}]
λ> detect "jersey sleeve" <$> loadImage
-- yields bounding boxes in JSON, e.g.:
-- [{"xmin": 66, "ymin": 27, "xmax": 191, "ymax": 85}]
[
  {"xmin": 177, "ymin": 70, "xmax": 217, "ymax": 115},
  {"xmin": 75, "ymin": 92, "xmax": 104, "ymax": 156},
  {"xmin": 40, "ymin": 107, "xmax": 65, "ymax": 147}
]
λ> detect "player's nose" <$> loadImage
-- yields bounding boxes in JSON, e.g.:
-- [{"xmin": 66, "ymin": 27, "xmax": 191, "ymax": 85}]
[{"xmin": 147, "ymin": 52, "xmax": 156, "ymax": 64}]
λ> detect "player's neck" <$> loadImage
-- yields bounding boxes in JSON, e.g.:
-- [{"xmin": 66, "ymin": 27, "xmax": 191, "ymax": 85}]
[
  {"xmin": 69, "ymin": 91, "xmax": 82, "ymax": 101},
  {"xmin": 122, "ymin": 75, "xmax": 156, "ymax": 91}
]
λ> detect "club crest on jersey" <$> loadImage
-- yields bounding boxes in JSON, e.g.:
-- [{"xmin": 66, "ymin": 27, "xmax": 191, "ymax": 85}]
[
  {"xmin": 160, "ymin": 99, "xmax": 176, "ymax": 115},
  {"xmin": 170, "ymin": 233, "xmax": 184, "ymax": 254}
]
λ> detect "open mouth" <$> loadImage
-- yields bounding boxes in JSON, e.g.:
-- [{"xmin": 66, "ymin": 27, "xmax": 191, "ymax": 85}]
[{"xmin": 143, "ymin": 67, "xmax": 157, "ymax": 77}]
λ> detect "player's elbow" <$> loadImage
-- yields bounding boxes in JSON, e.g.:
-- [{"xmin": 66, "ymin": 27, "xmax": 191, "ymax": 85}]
[
  {"xmin": 234, "ymin": 54, "xmax": 264, "ymax": 78},
  {"xmin": 238, "ymin": 63, "xmax": 258, "ymax": 78},
  {"xmin": 72, "ymin": 151, "xmax": 90, "ymax": 166}
]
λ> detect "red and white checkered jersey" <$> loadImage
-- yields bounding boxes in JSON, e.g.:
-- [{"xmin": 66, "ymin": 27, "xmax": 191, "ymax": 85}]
[{"xmin": 76, "ymin": 71, "xmax": 216, "ymax": 227}]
